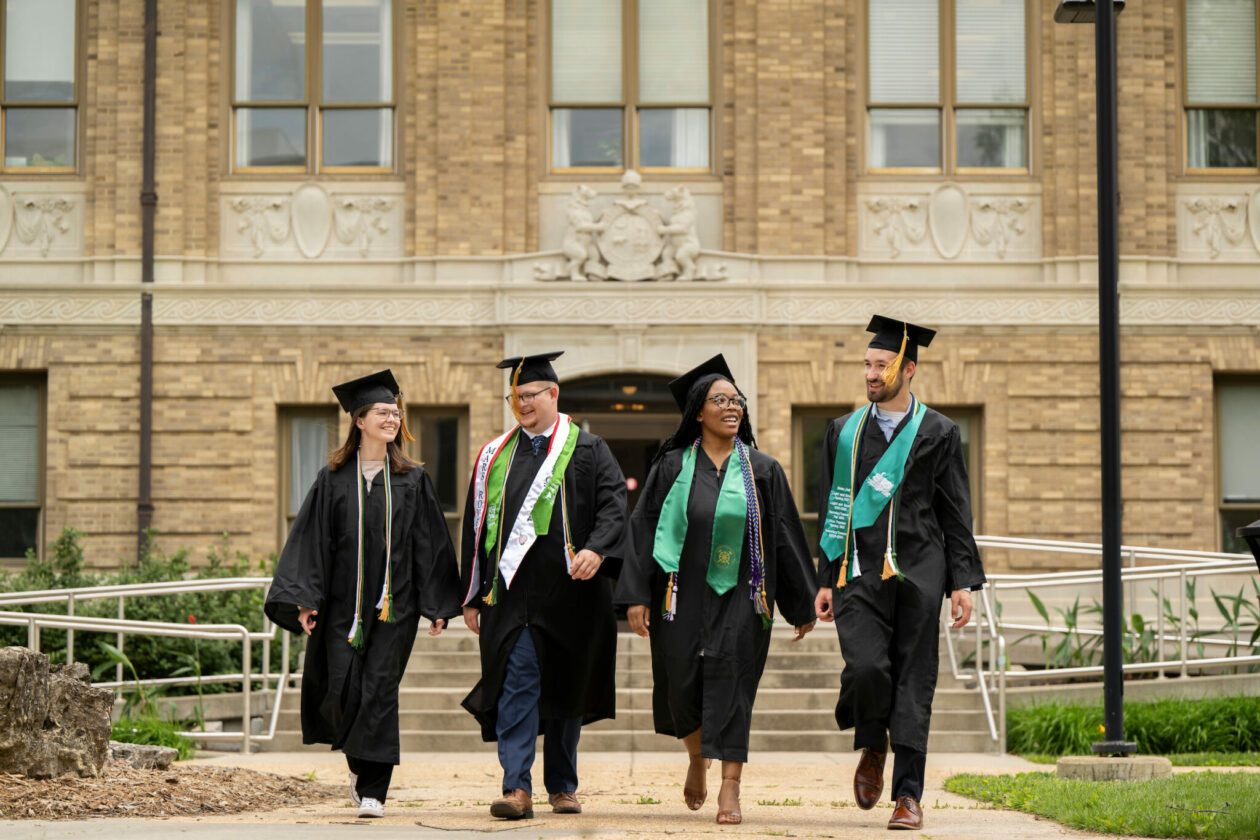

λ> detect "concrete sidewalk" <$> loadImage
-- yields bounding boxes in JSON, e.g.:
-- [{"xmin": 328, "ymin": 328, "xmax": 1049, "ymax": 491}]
[{"xmin": 1, "ymin": 750, "xmax": 1102, "ymax": 840}]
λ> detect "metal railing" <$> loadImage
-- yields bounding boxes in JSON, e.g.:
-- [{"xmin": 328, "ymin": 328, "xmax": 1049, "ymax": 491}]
[
  {"xmin": 0, "ymin": 578, "xmax": 290, "ymax": 754},
  {"xmin": 941, "ymin": 536, "xmax": 1259, "ymax": 751}
]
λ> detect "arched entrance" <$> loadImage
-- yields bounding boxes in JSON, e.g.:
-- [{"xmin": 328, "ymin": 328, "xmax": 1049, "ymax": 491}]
[{"xmin": 561, "ymin": 373, "xmax": 677, "ymax": 512}]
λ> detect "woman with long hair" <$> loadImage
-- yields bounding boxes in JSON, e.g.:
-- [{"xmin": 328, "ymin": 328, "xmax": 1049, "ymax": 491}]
[
  {"xmin": 615, "ymin": 355, "xmax": 817, "ymax": 825},
  {"xmin": 266, "ymin": 370, "xmax": 462, "ymax": 819}
]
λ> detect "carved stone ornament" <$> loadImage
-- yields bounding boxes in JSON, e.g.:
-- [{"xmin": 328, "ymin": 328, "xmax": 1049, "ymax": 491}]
[
  {"xmin": 1185, "ymin": 196, "xmax": 1248, "ymax": 259},
  {"xmin": 534, "ymin": 170, "xmax": 725, "ymax": 282},
  {"xmin": 334, "ymin": 197, "xmax": 394, "ymax": 258},
  {"xmin": 0, "ymin": 185, "xmax": 12, "ymax": 253},
  {"xmin": 230, "ymin": 196, "xmax": 292, "ymax": 258},
  {"xmin": 970, "ymin": 198, "xmax": 1029, "ymax": 259},
  {"xmin": 13, "ymin": 196, "xmax": 73, "ymax": 257},
  {"xmin": 866, "ymin": 197, "xmax": 926, "ymax": 258}
]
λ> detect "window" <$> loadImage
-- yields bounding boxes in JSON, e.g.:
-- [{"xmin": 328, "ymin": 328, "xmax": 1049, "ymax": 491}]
[
  {"xmin": 1185, "ymin": 0, "xmax": 1259, "ymax": 170},
  {"xmin": 232, "ymin": 0, "xmax": 395, "ymax": 173},
  {"xmin": 405, "ymin": 407, "xmax": 469, "ymax": 551},
  {"xmin": 792, "ymin": 403, "xmax": 983, "ymax": 554},
  {"xmin": 0, "ymin": 375, "xmax": 44, "ymax": 561},
  {"xmin": 549, "ymin": 0, "xmax": 712, "ymax": 172},
  {"xmin": 279, "ymin": 407, "xmax": 338, "ymax": 539},
  {"xmin": 867, "ymin": 0, "xmax": 1028, "ymax": 173},
  {"xmin": 1, "ymin": 0, "xmax": 77, "ymax": 172},
  {"xmin": 1218, "ymin": 380, "xmax": 1260, "ymax": 553}
]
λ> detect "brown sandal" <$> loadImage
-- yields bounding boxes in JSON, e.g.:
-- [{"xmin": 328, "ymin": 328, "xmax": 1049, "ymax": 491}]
[
  {"xmin": 715, "ymin": 776, "xmax": 742, "ymax": 825},
  {"xmin": 683, "ymin": 753, "xmax": 711, "ymax": 811}
]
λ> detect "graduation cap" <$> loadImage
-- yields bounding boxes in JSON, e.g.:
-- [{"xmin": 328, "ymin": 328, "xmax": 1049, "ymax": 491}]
[
  {"xmin": 497, "ymin": 351, "xmax": 564, "ymax": 386},
  {"xmin": 866, "ymin": 315, "xmax": 937, "ymax": 386},
  {"xmin": 667, "ymin": 353, "xmax": 735, "ymax": 411},
  {"xmin": 331, "ymin": 369, "xmax": 414, "ymax": 442}
]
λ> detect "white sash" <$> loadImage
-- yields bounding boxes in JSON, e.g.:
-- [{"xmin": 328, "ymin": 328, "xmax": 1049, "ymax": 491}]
[
  {"xmin": 463, "ymin": 426, "xmax": 516, "ymax": 606},
  {"xmin": 498, "ymin": 414, "xmax": 573, "ymax": 589}
]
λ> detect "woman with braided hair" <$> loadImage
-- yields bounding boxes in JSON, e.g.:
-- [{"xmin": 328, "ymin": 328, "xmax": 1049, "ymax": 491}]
[{"xmin": 614, "ymin": 355, "xmax": 817, "ymax": 826}]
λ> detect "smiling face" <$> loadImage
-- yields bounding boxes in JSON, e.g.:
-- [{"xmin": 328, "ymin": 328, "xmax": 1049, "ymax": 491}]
[
  {"xmin": 864, "ymin": 348, "xmax": 914, "ymax": 405},
  {"xmin": 518, "ymin": 382, "xmax": 559, "ymax": 434},
  {"xmin": 355, "ymin": 402, "xmax": 401, "ymax": 447},
  {"xmin": 696, "ymin": 378, "xmax": 744, "ymax": 442}
]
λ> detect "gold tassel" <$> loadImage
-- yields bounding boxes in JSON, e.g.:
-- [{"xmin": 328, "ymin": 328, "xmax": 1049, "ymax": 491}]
[
  {"xmin": 881, "ymin": 550, "xmax": 897, "ymax": 580},
  {"xmin": 879, "ymin": 322, "xmax": 909, "ymax": 387},
  {"xmin": 509, "ymin": 360, "xmax": 525, "ymax": 423},
  {"xmin": 836, "ymin": 558, "xmax": 849, "ymax": 589},
  {"xmin": 397, "ymin": 398, "xmax": 416, "ymax": 443}
]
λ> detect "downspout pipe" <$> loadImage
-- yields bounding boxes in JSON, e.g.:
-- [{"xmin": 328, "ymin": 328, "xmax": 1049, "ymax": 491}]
[{"xmin": 137, "ymin": 0, "xmax": 157, "ymax": 561}]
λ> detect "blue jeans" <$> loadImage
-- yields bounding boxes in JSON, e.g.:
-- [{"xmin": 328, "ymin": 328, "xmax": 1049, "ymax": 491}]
[{"xmin": 496, "ymin": 628, "xmax": 581, "ymax": 795}]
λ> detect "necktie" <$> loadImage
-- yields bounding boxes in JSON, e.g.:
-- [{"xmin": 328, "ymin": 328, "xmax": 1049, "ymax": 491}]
[{"xmin": 532, "ymin": 435, "xmax": 547, "ymax": 456}]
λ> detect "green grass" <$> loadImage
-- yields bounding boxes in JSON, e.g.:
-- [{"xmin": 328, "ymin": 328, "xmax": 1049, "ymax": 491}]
[
  {"xmin": 946, "ymin": 771, "xmax": 1260, "ymax": 839},
  {"xmin": 1023, "ymin": 753, "xmax": 1260, "ymax": 768}
]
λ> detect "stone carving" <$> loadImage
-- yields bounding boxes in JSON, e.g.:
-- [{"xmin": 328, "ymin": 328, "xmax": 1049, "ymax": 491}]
[
  {"xmin": 0, "ymin": 647, "xmax": 113, "ymax": 778},
  {"xmin": 0, "ymin": 185, "xmax": 12, "ymax": 254},
  {"xmin": 866, "ymin": 197, "xmax": 926, "ymax": 258},
  {"xmin": 537, "ymin": 170, "xmax": 723, "ymax": 282},
  {"xmin": 334, "ymin": 197, "xmax": 394, "ymax": 258},
  {"xmin": 1185, "ymin": 197, "xmax": 1247, "ymax": 259},
  {"xmin": 230, "ymin": 196, "xmax": 292, "ymax": 258},
  {"xmin": 13, "ymin": 196, "xmax": 73, "ymax": 257},
  {"xmin": 970, "ymin": 198, "xmax": 1029, "ymax": 259}
]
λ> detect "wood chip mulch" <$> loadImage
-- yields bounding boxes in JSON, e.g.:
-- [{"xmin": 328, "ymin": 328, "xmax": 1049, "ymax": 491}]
[{"xmin": 0, "ymin": 764, "xmax": 341, "ymax": 820}]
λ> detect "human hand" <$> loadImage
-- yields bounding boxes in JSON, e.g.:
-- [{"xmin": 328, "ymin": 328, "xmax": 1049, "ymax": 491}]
[
  {"xmin": 428, "ymin": 618, "xmax": 447, "ymax": 637},
  {"xmin": 627, "ymin": 604, "xmax": 650, "ymax": 638},
  {"xmin": 792, "ymin": 620, "xmax": 816, "ymax": 642},
  {"xmin": 298, "ymin": 606, "xmax": 318, "ymax": 636},
  {"xmin": 950, "ymin": 589, "xmax": 973, "ymax": 629},
  {"xmin": 814, "ymin": 587, "xmax": 834, "ymax": 623},
  {"xmin": 463, "ymin": 606, "xmax": 481, "ymax": 636},
  {"xmin": 570, "ymin": 549, "xmax": 603, "ymax": 581}
]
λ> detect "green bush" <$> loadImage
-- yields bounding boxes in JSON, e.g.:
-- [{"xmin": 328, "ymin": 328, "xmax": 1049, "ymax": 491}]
[{"xmin": 1008, "ymin": 695, "xmax": 1260, "ymax": 757}]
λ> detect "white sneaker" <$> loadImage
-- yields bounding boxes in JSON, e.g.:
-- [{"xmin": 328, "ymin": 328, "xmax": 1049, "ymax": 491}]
[
  {"xmin": 358, "ymin": 796, "xmax": 385, "ymax": 818},
  {"xmin": 349, "ymin": 773, "xmax": 361, "ymax": 807}
]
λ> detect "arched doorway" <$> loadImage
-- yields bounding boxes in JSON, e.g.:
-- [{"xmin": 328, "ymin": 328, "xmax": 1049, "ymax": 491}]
[{"xmin": 561, "ymin": 373, "xmax": 677, "ymax": 513}]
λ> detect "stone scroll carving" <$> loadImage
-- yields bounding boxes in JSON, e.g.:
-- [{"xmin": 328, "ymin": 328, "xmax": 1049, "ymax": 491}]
[
  {"xmin": 861, "ymin": 182, "xmax": 1040, "ymax": 261},
  {"xmin": 534, "ymin": 170, "xmax": 726, "ymax": 282},
  {"xmin": 1184, "ymin": 196, "xmax": 1248, "ymax": 259},
  {"xmin": 9, "ymin": 196, "xmax": 75, "ymax": 258},
  {"xmin": 225, "ymin": 183, "xmax": 399, "ymax": 259}
]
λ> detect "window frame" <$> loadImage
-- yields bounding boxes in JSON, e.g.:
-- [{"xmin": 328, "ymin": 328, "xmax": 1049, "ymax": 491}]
[
  {"xmin": 862, "ymin": 0, "xmax": 1034, "ymax": 177},
  {"xmin": 0, "ymin": 373, "xmax": 46, "ymax": 565},
  {"xmin": 545, "ymin": 0, "xmax": 719, "ymax": 176},
  {"xmin": 404, "ymin": 405, "xmax": 470, "ymax": 553},
  {"xmin": 1214, "ymin": 375, "xmax": 1260, "ymax": 553},
  {"xmin": 228, "ymin": 0, "xmax": 401, "ymax": 176},
  {"xmin": 277, "ymin": 405, "xmax": 339, "ymax": 544},
  {"xmin": 0, "ymin": 0, "xmax": 82, "ymax": 175},
  {"xmin": 1181, "ymin": 0, "xmax": 1260, "ymax": 175}
]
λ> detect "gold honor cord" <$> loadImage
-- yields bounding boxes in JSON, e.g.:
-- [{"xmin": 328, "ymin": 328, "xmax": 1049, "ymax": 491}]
[
  {"xmin": 509, "ymin": 360, "xmax": 525, "ymax": 424},
  {"xmin": 880, "ymin": 322, "xmax": 909, "ymax": 387}
]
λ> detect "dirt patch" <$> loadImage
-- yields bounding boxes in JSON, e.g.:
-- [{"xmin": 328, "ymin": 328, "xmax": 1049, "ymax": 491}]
[{"xmin": 0, "ymin": 763, "xmax": 340, "ymax": 820}]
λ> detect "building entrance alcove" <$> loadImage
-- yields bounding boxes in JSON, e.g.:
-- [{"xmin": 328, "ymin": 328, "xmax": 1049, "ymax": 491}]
[{"xmin": 560, "ymin": 373, "xmax": 677, "ymax": 513}]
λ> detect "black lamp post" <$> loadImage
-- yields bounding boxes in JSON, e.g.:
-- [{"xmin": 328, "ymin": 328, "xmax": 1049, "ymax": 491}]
[
  {"xmin": 1054, "ymin": 0, "xmax": 1135, "ymax": 757},
  {"xmin": 1239, "ymin": 520, "xmax": 1260, "ymax": 574}
]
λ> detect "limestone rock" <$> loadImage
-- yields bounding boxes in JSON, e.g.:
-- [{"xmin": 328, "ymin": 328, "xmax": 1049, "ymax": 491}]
[
  {"xmin": 107, "ymin": 741, "xmax": 177, "ymax": 771},
  {"xmin": 0, "ymin": 646, "xmax": 114, "ymax": 778}
]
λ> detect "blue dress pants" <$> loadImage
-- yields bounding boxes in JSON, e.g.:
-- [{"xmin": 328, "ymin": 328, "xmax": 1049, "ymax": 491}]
[{"xmin": 496, "ymin": 628, "xmax": 581, "ymax": 795}]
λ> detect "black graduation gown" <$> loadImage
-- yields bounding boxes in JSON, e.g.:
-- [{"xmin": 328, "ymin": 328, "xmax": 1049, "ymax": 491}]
[
  {"xmin": 265, "ymin": 463, "xmax": 463, "ymax": 764},
  {"xmin": 459, "ymin": 428, "xmax": 628, "ymax": 741},
  {"xmin": 616, "ymin": 446, "xmax": 817, "ymax": 762},
  {"xmin": 815, "ymin": 404, "xmax": 985, "ymax": 753}
]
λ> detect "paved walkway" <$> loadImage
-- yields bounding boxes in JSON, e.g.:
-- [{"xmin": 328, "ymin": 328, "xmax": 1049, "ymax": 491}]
[{"xmin": 2, "ymin": 750, "xmax": 1105, "ymax": 840}]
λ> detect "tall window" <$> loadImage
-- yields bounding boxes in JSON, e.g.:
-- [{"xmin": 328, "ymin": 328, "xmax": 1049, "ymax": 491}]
[
  {"xmin": 405, "ymin": 407, "xmax": 469, "ymax": 551},
  {"xmin": 1, "ymin": 0, "xmax": 77, "ymax": 172},
  {"xmin": 279, "ymin": 407, "xmax": 338, "ymax": 539},
  {"xmin": 1185, "ymin": 0, "xmax": 1259, "ymax": 170},
  {"xmin": 0, "ymin": 376, "xmax": 44, "ymax": 561},
  {"xmin": 867, "ymin": 0, "xmax": 1028, "ymax": 172},
  {"xmin": 1218, "ymin": 380, "xmax": 1260, "ymax": 553},
  {"xmin": 233, "ymin": 0, "xmax": 395, "ymax": 173},
  {"xmin": 550, "ymin": 0, "xmax": 712, "ymax": 172}
]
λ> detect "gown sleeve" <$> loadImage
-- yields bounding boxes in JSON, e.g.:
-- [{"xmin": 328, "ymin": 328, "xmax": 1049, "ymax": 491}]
[
  {"xmin": 458, "ymin": 468, "xmax": 483, "ymax": 607},
  {"xmin": 767, "ymin": 459, "xmax": 819, "ymax": 627},
  {"xmin": 613, "ymin": 455, "xmax": 671, "ymax": 607},
  {"xmin": 815, "ymin": 419, "xmax": 841, "ymax": 589},
  {"xmin": 412, "ymin": 468, "xmax": 465, "ymax": 623},
  {"xmin": 932, "ymin": 422, "xmax": 986, "ymax": 593},
  {"xmin": 265, "ymin": 467, "xmax": 333, "ymax": 635},
  {"xmin": 583, "ymin": 436, "xmax": 629, "ymax": 580}
]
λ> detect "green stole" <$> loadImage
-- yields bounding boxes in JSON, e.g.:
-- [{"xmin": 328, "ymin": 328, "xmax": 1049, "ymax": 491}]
[
  {"xmin": 818, "ymin": 395, "xmax": 926, "ymax": 587},
  {"xmin": 653, "ymin": 441, "xmax": 745, "ymax": 598}
]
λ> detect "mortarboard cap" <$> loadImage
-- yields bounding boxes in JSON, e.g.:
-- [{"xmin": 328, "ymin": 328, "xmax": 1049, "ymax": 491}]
[
  {"xmin": 865, "ymin": 315, "xmax": 937, "ymax": 364},
  {"xmin": 667, "ymin": 353, "xmax": 735, "ymax": 411},
  {"xmin": 497, "ymin": 351, "xmax": 564, "ymax": 386},
  {"xmin": 331, "ymin": 369, "xmax": 401, "ymax": 415}
]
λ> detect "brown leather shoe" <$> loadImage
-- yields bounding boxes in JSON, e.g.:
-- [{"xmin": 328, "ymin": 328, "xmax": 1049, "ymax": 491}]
[
  {"xmin": 853, "ymin": 745, "xmax": 888, "ymax": 810},
  {"xmin": 490, "ymin": 789, "xmax": 534, "ymax": 820},
  {"xmin": 887, "ymin": 795, "xmax": 923, "ymax": 830},
  {"xmin": 548, "ymin": 791, "xmax": 581, "ymax": 814}
]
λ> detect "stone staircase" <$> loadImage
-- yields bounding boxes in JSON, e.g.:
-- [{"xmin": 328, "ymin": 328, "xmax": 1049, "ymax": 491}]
[{"xmin": 264, "ymin": 625, "xmax": 996, "ymax": 753}]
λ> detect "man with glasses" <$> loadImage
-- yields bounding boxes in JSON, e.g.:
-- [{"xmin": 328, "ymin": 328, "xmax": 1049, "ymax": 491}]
[{"xmin": 460, "ymin": 351, "xmax": 628, "ymax": 820}]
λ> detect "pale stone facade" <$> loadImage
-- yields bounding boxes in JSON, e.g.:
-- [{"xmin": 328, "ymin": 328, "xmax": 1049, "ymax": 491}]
[{"xmin": 1, "ymin": 1, "xmax": 1258, "ymax": 570}]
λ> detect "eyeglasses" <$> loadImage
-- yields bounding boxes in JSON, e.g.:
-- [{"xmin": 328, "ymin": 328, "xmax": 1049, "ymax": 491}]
[
  {"xmin": 504, "ymin": 387, "xmax": 553, "ymax": 405},
  {"xmin": 706, "ymin": 394, "xmax": 747, "ymax": 411},
  {"xmin": 371, "ymin": 409, "xmax": 403, "ymax": 421}
]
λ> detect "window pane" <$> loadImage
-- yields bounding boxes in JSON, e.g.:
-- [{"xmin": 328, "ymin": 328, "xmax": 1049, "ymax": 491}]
[
  {"xmin": 552, "ymin": 107, "xmax": 622, "ymax": 167},
  {"xmin": 235, "ymin": 0, "xmax": 306, "ymax": 102},
  {"xmin": 1222, "ymin": 507, "xmax": 1260, "ymax": 554},
  {"xmin": 235, "ymin": 107, "xmax": 306, "ymax": 167},
  {"xmin": 322, "ymin": 108, "xmax": 392, "ymax": 167},
  {"xmin": 420, "ymin": 416, "xmax": 460, "ymax": 514},
  {"xmin": 2, "ymin": 108, "xmax": 74, "ymax": 168},
  {"xmin": 322, "ymin": 0, "xmax": 391, "ymax": 103},
  {"xmin": 551, "ymin": 0, "xmax": 621, "ymax": 102},
  {"xmin": 1187, "ymin": 109, "xmax": 1258, "ymax": 168},
  {"xmin": 799, "ymin": 414, "xmax": 837, "ymax": 517},
  {"xmin": 0, "ymin": 384, "xmax": 39, "ymax": 503},
  {"xmin": 1186, "ymin": 0, "xmax": 1257, "ymax": 104},
  {"xmin": 639, "ymin": 108, "xmax": 708, "ymax": 167},
  {"xmin": 288, "ymin": 415, "xmax": 331, "ymax": 516},
  {"xmin": 869, "ymin": 108, "xmax": 940, "ymax": 168},
  {"xmin": 956, "ymin": 0, "xmax": 1025, "ymax": 104},
  {"xmin": 957, "ymin": 108, "xmax": 1026, "ymax": 168},
  {"xmin": 869, "ymin": 0, "xmax": 938, "ymax": 103},
  {"xmin": 4, "ymin": 0, "xmax": 76, "ymax": 102},
  {"xmin": 1220, "ymin": 384, "xmax": 1260, "ymax": 501},
  {"xmin": 639, "ymin": 0, "xmax": 707, "ymax": 104},
  {"xmin": 0, "ymin": 508, "xmax": 38, "ymax": 558}
]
